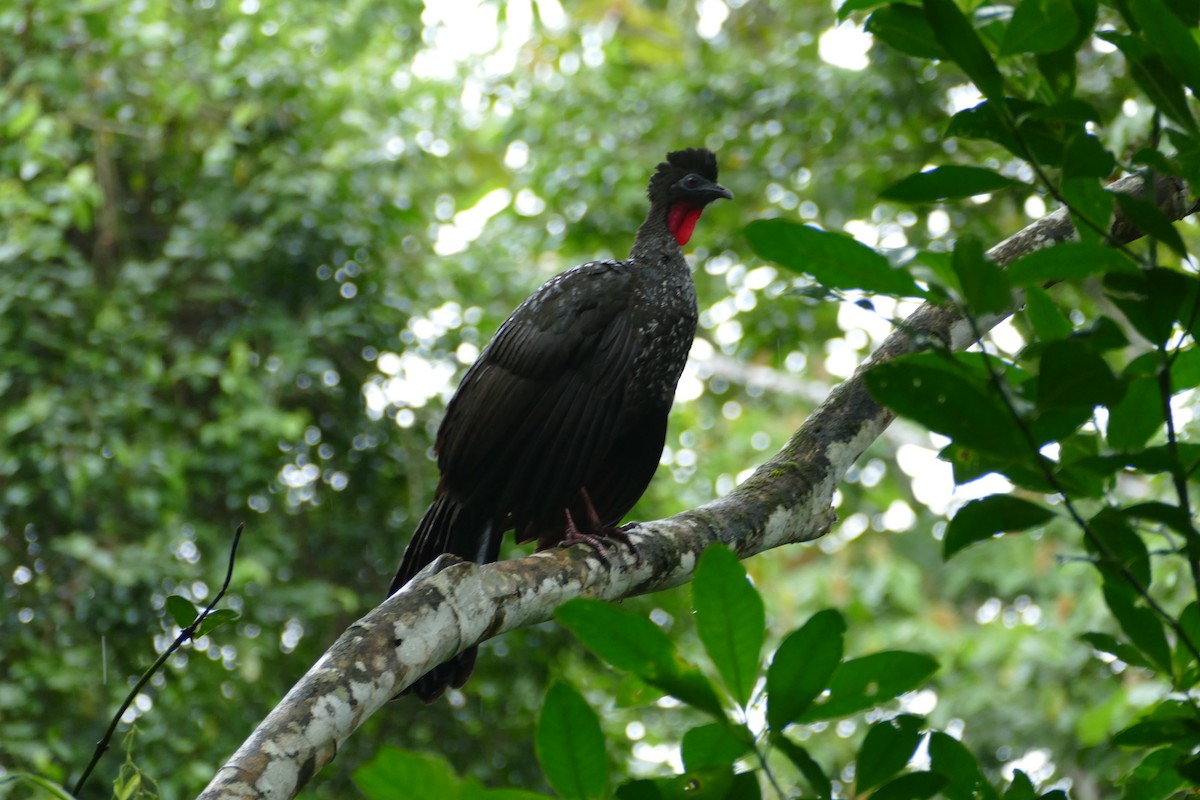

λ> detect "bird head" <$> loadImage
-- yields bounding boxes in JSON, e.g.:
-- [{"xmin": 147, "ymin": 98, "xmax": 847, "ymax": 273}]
[{"xmin": 648, "ymin": 148, "xmax": 734, "ymax": 246}]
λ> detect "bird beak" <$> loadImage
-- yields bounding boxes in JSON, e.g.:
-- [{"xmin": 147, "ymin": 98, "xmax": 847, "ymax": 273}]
[
  {"xmin": 676, "ymin": 175, "xmax": 734, "ymax": 206},
  {"xmin": 698, "ymin": 180, "xmax": 734, "ymax": 204}
]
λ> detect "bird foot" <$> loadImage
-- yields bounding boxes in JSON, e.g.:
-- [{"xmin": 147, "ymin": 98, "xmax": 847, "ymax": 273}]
[{"xmin": 561, "ymin": 512, "xmax": 639, "ymax": 566}]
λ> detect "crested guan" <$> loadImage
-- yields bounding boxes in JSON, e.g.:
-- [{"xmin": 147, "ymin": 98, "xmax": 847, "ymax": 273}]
[{"xmin": 390, "ymin": 148, "xmax": 732, "ymax": 701}]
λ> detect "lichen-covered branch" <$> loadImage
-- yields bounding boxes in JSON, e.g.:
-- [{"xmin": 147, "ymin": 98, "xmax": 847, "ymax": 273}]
[{"xmin": 196, "ymin": 173, "xmax": 1190, "ymax": 800}]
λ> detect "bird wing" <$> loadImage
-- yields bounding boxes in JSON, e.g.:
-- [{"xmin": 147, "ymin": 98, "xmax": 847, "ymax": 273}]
[{"xmin": 435, "ymin": 260, "xmax": 639, "ymax": 526}]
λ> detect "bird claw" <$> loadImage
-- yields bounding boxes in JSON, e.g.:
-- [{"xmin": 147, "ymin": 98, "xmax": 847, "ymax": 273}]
[
  {"xmin": 562, "ymin": 523, "xmax": 640, "ymax": 566},
  {"xmin": 560, "ymin": 491, "xmax": 641, "ymax": 566}
]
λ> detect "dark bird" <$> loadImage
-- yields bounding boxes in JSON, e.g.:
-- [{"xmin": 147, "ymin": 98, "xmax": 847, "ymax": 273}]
[{"xmin": 390, "ymin": 148, "xmax": 732, "ymax": 701}]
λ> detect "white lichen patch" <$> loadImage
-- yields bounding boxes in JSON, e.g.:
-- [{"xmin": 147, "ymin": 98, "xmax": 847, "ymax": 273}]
[
  {"xmin": 827, "ymin": 421, "xmax": 889, "ymax": 478},
  {"xmin": 349, "ymin": 674, "xmax": 392, "ymax": 711},
  {"xmin": 258, "ymin": 756, "xmax": 301, "ymax": 798},
  {"xmin": 308, "ymin": 693, "xmax": 355, "ymax": 743}
]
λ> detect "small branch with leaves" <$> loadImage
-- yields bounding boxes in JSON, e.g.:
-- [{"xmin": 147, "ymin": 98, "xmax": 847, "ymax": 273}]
[{"xmin": 72, "ymin": 523, "xmax": 245, "ymax": 798}]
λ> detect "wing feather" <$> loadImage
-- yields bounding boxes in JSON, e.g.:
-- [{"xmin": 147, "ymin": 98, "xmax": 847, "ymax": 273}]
[{"xmin": 436, "ymin": 261, "xmax": 639, "ymax": 526}]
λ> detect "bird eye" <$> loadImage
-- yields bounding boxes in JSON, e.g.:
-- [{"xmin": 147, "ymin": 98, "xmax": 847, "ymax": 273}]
[{"xmin": 683, "ymin": 174, "xmax": 701, "ymax": 188}]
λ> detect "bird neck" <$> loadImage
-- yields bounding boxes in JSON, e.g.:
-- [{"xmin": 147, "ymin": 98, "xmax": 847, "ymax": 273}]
[{"xmin": 630, "ymin": 201, "xmax": 698, "ymax": 260}]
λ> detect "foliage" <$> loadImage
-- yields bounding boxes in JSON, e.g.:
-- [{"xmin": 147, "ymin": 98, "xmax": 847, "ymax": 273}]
[
  {"xmin": 751, "ymin": 0, "xmax": 1200, "ymax": 796},
  {"xmin": 4, "ymin": 0, "xmax": 1200, "ymax": 797},
  {"xmin": 354, "ymin": 546, "xmax": 1041, "ymax": 799}
]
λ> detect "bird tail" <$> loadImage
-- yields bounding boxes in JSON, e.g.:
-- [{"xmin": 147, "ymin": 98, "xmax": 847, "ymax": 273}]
[{"xmin": 388, "ymin": 493, "xmax": 501, "ymax": 702}]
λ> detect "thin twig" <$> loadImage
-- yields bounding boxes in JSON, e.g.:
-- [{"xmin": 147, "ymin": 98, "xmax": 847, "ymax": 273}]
[
  {"xmin": 72, "ymin": 523, "xmax": 245, "ymax": 797},
  {"xmin": 752, "ymin": 736, "xmax": 787, "ymax": 799}
]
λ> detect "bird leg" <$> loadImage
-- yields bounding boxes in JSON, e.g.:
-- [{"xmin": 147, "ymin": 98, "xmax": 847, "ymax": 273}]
[{"xmin": 561, "ymin": 489, "xmax": 638, "ymax": 565}]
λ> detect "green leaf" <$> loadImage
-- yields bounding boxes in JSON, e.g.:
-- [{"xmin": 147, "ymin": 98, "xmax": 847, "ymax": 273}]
[
  {"xmin": 557, "ymin": 599, "xmax": 673, "ymax": 672},
  {"xmin": 944, "ymin": 494, "xmax": 1055, "ymax": 559},
  {"xmin": 947, "ymin": 99, "xmax": 1067, "ymax": 166},
  {"xmin": 1132, "ymin": 145, "xmax": 1180, "ymax": 175},
  {"xmin": 770, "ymin": 734, "xmax": 832, "ymax": 800},
  {"xmin": 865, "ymin": 354, "xmax": 1030, "ymax": 460},
  {"xmin": 1001, "ymin": 0, "xmax": 1078, "ymax": 55},
  {"xmin": 194, "ymin": 608, "xmax": 239, "ymax": 638},
  {"xmin": 923, "ymin": 0, "xmax": 1006, "ymax": 101},
  {"xmin": 1036, "ymin": 339, "xmax": 1124, "ymax": 410},
  {"xmin": 1088, "ymin": 507, "xmax": 1153, "ymax": 588},
  {"xmin": 1055, "ymin": 433, "xmax": 1107, "ymax": 499},
  {"xmin": 1022, "ymin": 285, "xmax": 1073, "ymax": 340},
  {"xmin": 1121, "ymin": 747, "xmax": 1188, "ymax": 800},
  {"xmin": 870, "ymin": 771, "xmax": 948, "ymax": 800},
  {"xmin": 1102, "ymin": 32, "xmax": 1200, "ymax": 135},
  {"xmin": 1113, "ymin": 701, "xmax": 1200, "ymax": 746},
  {"xmin": 615, "ymin": 770, "xmax": 745, "ymax": 800},
  {"xmin": 928, "ymin": 732, "xmax": 996, "ymax": 800},
  {"xmin": 1128, "ymin": 0, "xmax": 1200, "ymax": 94},
  {"xmin": 1006, "ymin": 243, "xmax": 1138, "ymax": 285},
  {"xmin": 1062, "ymin": 133, "xmax": 1116, "ymax": 179},
  {"xmin": 766, "ymin": 609, "xmax": 846, "ymax": 731},
  {"xmin": 1119, "ymin": 501, "xmax": 1196, "ymax": 539},
  {"xmin": 1174, "ymin": 750, "xmax": 1200, "ymax": 783},
  {"xmin": 1170, "ymin": 345, "xmax": 1200, "ymax": 389},
  {"xmin": 744, "ymin": 219, "xmax": 922, "ymax": 297},
  {"xmin": 943, "ymin": 443, "xmax": 1060, "ymax": 493},
  {"xmin": 536, "ymin": 682, "xmax": 608, "ymax": 800},
  {"xmin": 166, "ymin": 595, "xmax": 198, "ymax": 628},
  {"xmin": 1024, "ymin": 97, "xmax": 1103, "ymax": 125},
  {"xmin": 1176, "ymin": 753, "xmax": 1200, "ymax": 786},
  {"xmin": 1072, "ymin": 315, "xmax": 1130, "ymax": 352},
  {"xmin": 1105, "ymin": 268, "xmax": 1198, "ymax": 346},
  {"xmin": 1075, "ymin": 443, "xmax": 1200, "ymax": 477},
  {"xmin": 1114, "ymin": 192, "xmax": 1189, "ymax": 257},
  {"xmin": 840, "ymin": 0, "xmax": 892, "ymax": 22},
  {"xmin": 1079, "ymin": 631, "xmax": 1156, "ymax": 669},
  {"xmin": 4, "ymin": 773, "xmax": 78, "ymax": 800},
  {"xmin": 1177, "ymin": 602, "xmax": 1200, "ymax": 669},
  {"xmin": 799, "ymin": 651, "xmax": 938, "ymax": 721},
  {"xmin": 1037, "ymin": 50, "xmax": 1076, "ymax": 99},
  {"xmin": 1099, "ymin": 579, "xmax": 1172, "ymax": 673},
  {"xmin": 856, "ymin": 715, "xmax": 926, "ymax": 791},
  {"xmin": 1134, "ymin": 53, "xmax": 1200, "ymax": 135},
  {"xmin": 680, "ymin": 723, "xmax": 753, "ymax": 771},
  {"xmin": 881, "ymin": 165, "xmax": 1017, "ymax": 202},
  {"xmin": 693, "ymin": 544, "xmax": 765, "ymax": 706},
  {"xmin": 1034, "ymin": 0, "xmax": 1095, "ymax": 98},
  {"xmin": 115, "ymin": 771, "xmax": 143, "ymax": 800},
  {"xmin": 1025, "ymin": 404, "xmax": 1093, "ymax": 450},
  {"xmin": 1061, "ymin": 178, "xmax": 1114, "ymax": 246},
  {"xmin": 557, "ymin": 600, "xmax": 725, "ymax": 717},
  {"xmin": 866, "ymin": 4, "xmax": 948, "ymax": 59},
  {"xmin": 1107, "ymin": 377, "xmax": 1163, "ymax": 451},
  {"xmin": 907, "ymin": 250, "xmax": 957, "ymax": 294},
  {"xmin": 1003, "ymin": 769, "xmax": 1037, "ymax": 800},
  {"xmin": 952, "ymin": 237, "xmax": 1012, "ymax": 315},
  {"xmin": 355, "ymin": 747, "xmax": 462, "ymax": 800},
  {"xmin": 946, "ymin": 101, "xmax": 1015, "ymax": 147},
  {"xmin": 1163, "ymin": 0, "xmax": 1200, "ymax": 26}
]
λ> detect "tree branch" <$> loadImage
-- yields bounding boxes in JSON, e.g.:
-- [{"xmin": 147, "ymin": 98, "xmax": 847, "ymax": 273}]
[{"xmin": 196, "ymin": 173, "xmax": 1190, "ymax": 800}]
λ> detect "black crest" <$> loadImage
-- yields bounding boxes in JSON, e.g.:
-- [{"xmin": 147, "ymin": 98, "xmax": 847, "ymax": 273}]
[
  {"xmin": 665, "ymin": 148, "xmax": 719, "ymax": 181},
  {"xmin": 648, "ymin": 147, "xmax": 720, "ymax": 202}
]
